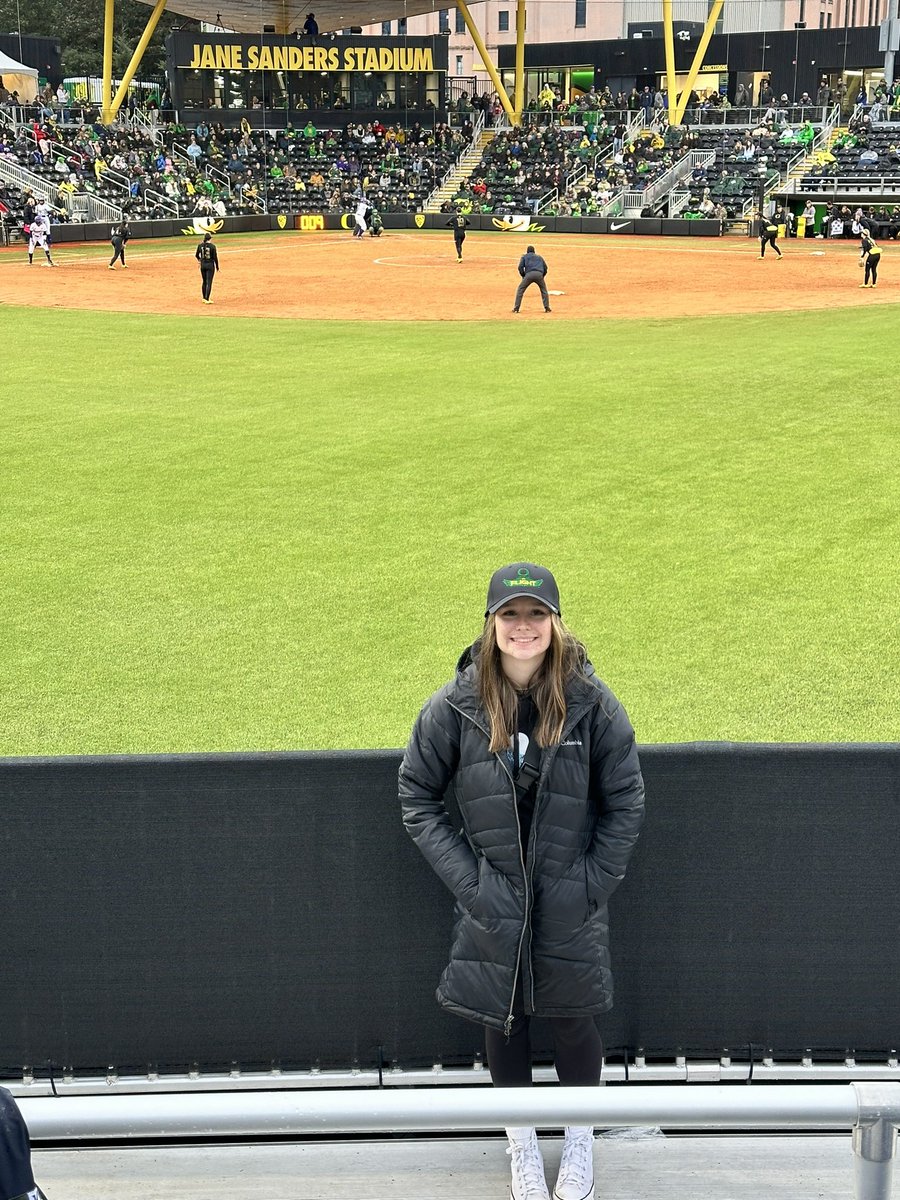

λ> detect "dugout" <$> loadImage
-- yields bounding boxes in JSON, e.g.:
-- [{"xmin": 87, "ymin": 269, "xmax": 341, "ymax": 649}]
[
  {"xmin": 165, "ymin": 32, "xmax": 449, "ymax": 128},
  {"xmin": 0, "ymin": 743, "xmax": 897, "ymax": 1079}
]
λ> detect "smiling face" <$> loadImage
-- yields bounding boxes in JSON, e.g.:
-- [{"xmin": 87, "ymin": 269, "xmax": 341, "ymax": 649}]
[{"xmin": 493, "ymin": 597, "xmax": 553, "ymax": 682}]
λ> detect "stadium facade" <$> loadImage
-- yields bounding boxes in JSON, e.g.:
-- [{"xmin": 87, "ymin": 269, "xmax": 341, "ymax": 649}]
[{"xmin": 360, "ymin": 0, "xmax": 888, "ymax": 82}]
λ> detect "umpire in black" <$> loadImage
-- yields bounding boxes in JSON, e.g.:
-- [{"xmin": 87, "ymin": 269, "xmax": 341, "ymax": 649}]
[
  {"xmin": 195, "ymin": 232, "xmax": 220, "ymax": 303},
  {"xmin": 512, "ymin": 244, "xmax": 551, "ymax": 312},
  {"xmin": 0, "ymin": 1086, "xmax": 44, "ymax": 1200}
]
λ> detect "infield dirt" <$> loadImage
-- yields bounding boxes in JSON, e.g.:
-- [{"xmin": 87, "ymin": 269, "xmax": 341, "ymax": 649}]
[{"xmin": 0, "ymin": 230, "xmax": 892, "ymax": 320}]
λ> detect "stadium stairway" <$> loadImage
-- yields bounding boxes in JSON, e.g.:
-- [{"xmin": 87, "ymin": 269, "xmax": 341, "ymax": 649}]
[
  {"xmin": 781, "ymin": 123, "xmax": 847, "ymax": 196},
  {"xmin": 423, "ymin": 125, "xmax": 499, "ymax": 212}
]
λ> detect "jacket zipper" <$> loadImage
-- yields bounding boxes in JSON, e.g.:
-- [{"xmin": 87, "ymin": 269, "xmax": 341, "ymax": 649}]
[
  {"xmin": 447, "ymin": 696, "xmax": 594, "ymax": 1033},
  {"xmin": 518, "ymin": 701, "xmax": 591, "ymax": 1019},
  {"xmin": 447, "ymin": 700, "xmax": 528, "ymax": 1037}
]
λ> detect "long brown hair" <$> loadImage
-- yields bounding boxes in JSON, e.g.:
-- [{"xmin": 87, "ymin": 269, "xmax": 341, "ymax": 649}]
[{"xmin": 474, "ymin": 613, "xmax": 588, "ymax": 752}]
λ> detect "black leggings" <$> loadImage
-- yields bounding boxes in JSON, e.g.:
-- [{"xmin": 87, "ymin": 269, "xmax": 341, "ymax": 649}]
[
  {"xmin": 865, "ymin": 257, "xmax": 879, "ymax": 285},
  {"xmin": 484, "ymin": 979, "xmax": 603, "ymax": 1087}
]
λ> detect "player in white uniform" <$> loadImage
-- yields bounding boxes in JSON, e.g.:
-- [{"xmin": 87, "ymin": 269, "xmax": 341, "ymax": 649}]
[
  {"xmin": 27, "ymin": 211, "xmax": 55, "ymax": 266},
  {"xmin": 353, "ymin": 195, "xmax": 368, "ymax": 239}
]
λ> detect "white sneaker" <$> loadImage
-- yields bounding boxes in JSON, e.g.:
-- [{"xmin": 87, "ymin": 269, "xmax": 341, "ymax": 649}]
[
  {"xmin": 553, "ymin": 1127, "xmax": 595, "ymax": 1200},
  {"xmin": 507, "ymin": 1128, "xmax": 550, "ymax": 1200}
]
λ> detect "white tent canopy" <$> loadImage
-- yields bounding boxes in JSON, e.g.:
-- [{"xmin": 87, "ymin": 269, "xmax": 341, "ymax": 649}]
[{"xmin": 0, "ymin": 48, "xmax": 39, "ymax": 103}]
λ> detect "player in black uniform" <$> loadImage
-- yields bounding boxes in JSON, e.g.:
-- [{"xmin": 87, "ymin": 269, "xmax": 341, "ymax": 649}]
[
  {"xmin": 108, "ymin": 218, "xmax": 131, "ymax": 269},
  {"xmin": 446, "ymin": 212, "xmax": 469, "ymax": 262},
  {"xmin": 195, "ymin": 232, "xmax": 219, "ymax": 303},
  {"xmin": 858, "ymin": 230, "xmax": 881, "ymax": 288},
  {"xmin": 758, "ymin": 212, "xmax": 782, "ymax": 259}
]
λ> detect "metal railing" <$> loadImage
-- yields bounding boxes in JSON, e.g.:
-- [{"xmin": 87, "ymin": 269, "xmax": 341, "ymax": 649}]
[
  {"xmin": 536, "ymin": 133, "xmax": 615, "ymax": 214},
  {"xmin": 667, "ymin": 188, "xmax": 691, "ymax": 217},
  {"xmin": 61, "ymin": 192, "xmax": 122, "ymax": 222},
  {"xmin": 793, "ymin": 173, "xmax": 900, "ymax": 193},
  {"xmin": 424, "ymin": 112, "xmax": 484, "ymax": 209},
  {"xmin": 0, "ymin": 157, "xmax": 58, "ymax": 203},
  {"xmin": 97, "ymin": 164, "xmax": 132, "ymax": 199},
  {"xmin": 141, "ymin": 188, "xmax": 179, "ymax": 216},
  {"xmin": 678, "ymin": 104, "xmax": 832, "ymax": 127},
  {"xmin": 236, "ymin": 182, "xmax": 267, "ymax": 214},
  {"xmin": 83, "ymin": 194, "xmax": 124, "ymax": 222},
  {"xmin": 0, "ymin": 155, "xmax": 123, "ymax": 223},
  {"xmin": 603, "ymin": 148, "xmax": 716, "ymax": 216},
  {"xmin": 131, "ymin": 106, "xmax": 163, "ymax": 144},
  {"xmin": 14, "ymin": 1080, "xmax": 900, "ymax": 1200},
  {"xmin": 206, "ymin": 162, "xmax": 231, "ymax": 196}
]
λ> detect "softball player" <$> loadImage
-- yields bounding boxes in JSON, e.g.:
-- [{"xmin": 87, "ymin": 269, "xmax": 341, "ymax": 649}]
[
  {"xmin": 858, "ymin": 231, "xmax": 881, "ymax": 288},
  {"xmin": 353, "ymin": 196, "xmax": 368, "ymax": 239},
  {"xmin": 27, "ymin": 212, "xmax": 55, "ymax": 266},
  {"xmin": 758, "ymin": 214, "xmax": 782, "ymax": 259},
  {"xmin": 446, "ymin": 212, "xmax": 470, "ymax": 262}
]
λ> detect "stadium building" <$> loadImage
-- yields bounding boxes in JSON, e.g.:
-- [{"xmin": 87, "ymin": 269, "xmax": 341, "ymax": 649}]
[{"xmin": 359, "ymin": 0, "xmax": 890, "ymax": 85}]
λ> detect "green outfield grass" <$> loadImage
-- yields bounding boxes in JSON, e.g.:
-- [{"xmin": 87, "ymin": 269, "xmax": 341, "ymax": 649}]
[{"xmin": 2, "ymin": 303, "xmax": 899, "ymax": 754}]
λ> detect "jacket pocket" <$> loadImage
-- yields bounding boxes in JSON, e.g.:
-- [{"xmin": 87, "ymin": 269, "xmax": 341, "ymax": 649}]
[
  {"xmin": 583, "ymin": 857, "xmax": 597, "ymax": 918},
  {"xmin": 470, "ymin": 856, "xmax": 517, "ymax": 923}
]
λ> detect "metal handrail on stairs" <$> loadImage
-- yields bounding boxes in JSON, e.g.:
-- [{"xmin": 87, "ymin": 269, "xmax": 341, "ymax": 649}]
[
  {"xmin": 0, "ymin": 157, "xmax": 59, "ymax": 204},
  {"xmin": 538, "ymin": 135, "xmax": 617, "ymax": 213},
  {"xmin": 424, "ymin": 113, "xmax": 486, "ymax": 211},
  {"xmin": 778, "ymin": 104, "xmax": 844, "ymax": 195},
  {"xmin": 602, "ymin": 148, "xmax": 715, "ymax": 216}
]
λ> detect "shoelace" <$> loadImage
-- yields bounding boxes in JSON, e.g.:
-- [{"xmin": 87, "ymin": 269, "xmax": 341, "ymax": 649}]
[
  {"xmin": 557, "ymin": 1134, "xmax": 593, "ymax": 1188},
  {"xmin": 509, "ymin": 1140, "xmax": 547, "ymax": 1197}
]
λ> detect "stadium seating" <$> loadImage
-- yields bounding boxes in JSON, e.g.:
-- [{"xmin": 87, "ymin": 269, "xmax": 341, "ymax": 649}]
[
  {"xmin": 1, "ymin": 115, "xmax": 473, "ymax": 221},
  {"xmin": 797, "ymin": 125, "xmax": 900, "ymax": 194}
]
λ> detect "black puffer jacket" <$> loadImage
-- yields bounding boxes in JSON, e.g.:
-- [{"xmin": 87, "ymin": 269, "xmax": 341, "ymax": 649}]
[{"xmin": 399, "ymin": 649, "xmax": 645, "ymax": 1032}]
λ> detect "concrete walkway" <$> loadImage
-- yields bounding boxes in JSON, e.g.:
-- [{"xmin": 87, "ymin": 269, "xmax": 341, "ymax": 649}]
[{"xmin": 33, "ymin": 1133, "xmax": 870, "ymax": 1200}]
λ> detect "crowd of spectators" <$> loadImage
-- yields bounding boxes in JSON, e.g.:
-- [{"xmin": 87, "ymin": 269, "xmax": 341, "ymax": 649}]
[
  {"xmin": 8, "ymin": 73, "xmax": 900, "ymax": 235},
  {"xmin": 0, "ymin": 108, "xmax": 469, "ymax": 221},
  {"xmin": 813, "ymin": 201, "xmax": 900, "ymax": 239},
  {"xmin": 442, "ymin": 122, "xmax": 678, "ymax": 216},
  {"xmin": 214, "ymin": 117, "xmax": 465, "ymax": 214},
  {"xmin": 799, "ymin": 112, "xmax": 900, "ymax": 189}
]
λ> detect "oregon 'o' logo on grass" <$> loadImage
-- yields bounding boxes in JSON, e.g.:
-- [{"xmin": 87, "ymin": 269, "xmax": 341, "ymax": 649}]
[{"xmin": 340, "ymin": 213, "xmax": 354, "ymax": 229}]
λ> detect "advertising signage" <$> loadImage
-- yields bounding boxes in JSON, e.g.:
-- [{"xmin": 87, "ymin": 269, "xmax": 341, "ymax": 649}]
[{"xmin": 172, "ymin": 33, "xmax": 446, "ymax": 74}]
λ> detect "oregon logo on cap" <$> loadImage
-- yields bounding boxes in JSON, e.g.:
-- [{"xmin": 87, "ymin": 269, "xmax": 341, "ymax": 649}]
[{"xmin": 503, "ymin": 567, "xmax": 543, "ymax": 589}]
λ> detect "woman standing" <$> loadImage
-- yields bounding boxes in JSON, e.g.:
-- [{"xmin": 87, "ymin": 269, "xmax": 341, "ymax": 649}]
[
  {"xmin": 400, "ymin": 563, "xmax": 645, "ymax": 1200},
  {"xmin": 195, "ymin": 232, "xmax": 219, "ymax": 303}
]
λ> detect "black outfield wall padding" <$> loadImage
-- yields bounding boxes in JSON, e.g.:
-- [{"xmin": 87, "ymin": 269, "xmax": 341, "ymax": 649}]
[
  {"xmin": 46, "ymin": 214, "xmax": 722, "ymax": 245},
  {"xmin": 1, "ymin": 744, "xmax": 898, "ymax": 1075}
]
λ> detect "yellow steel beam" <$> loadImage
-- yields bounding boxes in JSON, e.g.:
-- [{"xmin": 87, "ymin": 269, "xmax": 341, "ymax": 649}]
[
  {"xmin": 102, "ymin": 0, "xmax": 115, "ymax": 124},
  {"xmin": 107, "ymin": 0, "xmax": 168, "ymax": 123},
  {"xmin": 662, "ymin": 0, "xmax": 677, "ymax": 124},
  {"xmin": 514, "ymin": 0, "xmax": 526, "ymax": 121},
  {"xmin": 455, "ymin": 0, "xmax": 517, "ymax": 125},
  {"xmin": 673, "ymin": 0, "xmax": 725, "ymax": 125}
]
